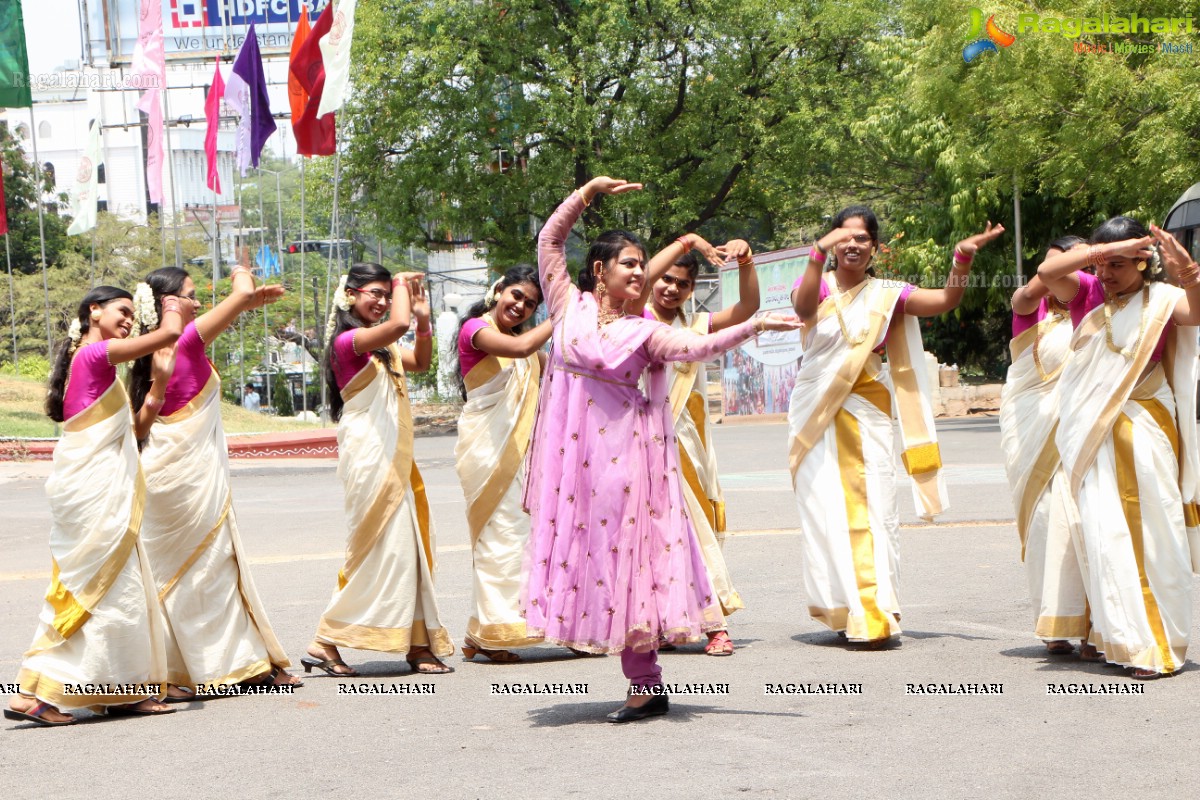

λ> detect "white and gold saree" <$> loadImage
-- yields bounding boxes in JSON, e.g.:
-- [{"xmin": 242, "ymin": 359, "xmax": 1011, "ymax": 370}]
[
  {"xmin": 788, "ymin": 274, "xmax": 946, "ymax": 642},
  {"xmin": 1054, "ymin": 283, "xmax": 1200, "ymax": 674},
  {"xmin": 140, "ymin": 371, "xmax": 291, "ymax": 690},
  {"xmin": 454, "ymin": 333, "xmax": 543, "ymax": 649},
  {"xmin": 662, "ymin": 311, "xmax": 743, "ymax": 621},
  {"xmin": 316, "ymin": 347, "xmax": 453, "ymax": 657},
  {"xmin": 999, "ymin": 304, "xmax": 1088, "ymax": 640},
  {"xmin": 17, "ymin": 381, "xmax": 166, "ymax": 710}
]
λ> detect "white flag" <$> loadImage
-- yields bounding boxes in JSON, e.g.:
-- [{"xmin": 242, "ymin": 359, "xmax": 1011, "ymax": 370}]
[
  {"xmin": 316, "ymin": 0, "xmax": 358, "ymax": 118},
  {"xmin": 67, "ymin": 119, "xmax": 103, "ymax": 236}
]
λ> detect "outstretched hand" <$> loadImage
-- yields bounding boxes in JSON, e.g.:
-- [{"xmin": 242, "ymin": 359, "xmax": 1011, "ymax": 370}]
[
  {"xmin": 757, "ymin": 313, "xmax": 804, "ymax": 332},
  {"xmin": 408, "ymin": 275, "xmax": 431, "ymax": 324},
  {"xmin": 583, "ymin": 176, "xmax": 643, "ymax": 199},
  {"xmin": 246, "ymin": 284, "xmax": 285, "ymax": 310},
  {"xmin": 955, "ymin": 222, "xmax": 1006, "ymax": 257}
]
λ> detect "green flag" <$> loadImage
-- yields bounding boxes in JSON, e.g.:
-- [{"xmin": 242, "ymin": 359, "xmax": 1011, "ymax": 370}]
[{"xmin": 0, "ymin": 0, "xmax": 33, "ymax": 108}]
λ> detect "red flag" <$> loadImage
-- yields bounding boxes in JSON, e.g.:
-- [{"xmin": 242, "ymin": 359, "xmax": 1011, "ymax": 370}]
[
  {"xmin": 290, "ymin": 3, "xmax": 336, "ymax": 157},
  {"xmin": 205, "ymin": 57, "xmax": 224, "ymax": 193},
  {"xmin": 288, "ymin": 10, "xmax": 311, "ymax": 127},
  {"xmin": 0, "ymin": 153, "xmax": 8, "ymax": 236}
]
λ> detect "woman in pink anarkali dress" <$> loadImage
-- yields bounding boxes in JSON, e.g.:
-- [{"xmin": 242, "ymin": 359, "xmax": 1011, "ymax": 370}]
[{"xmin": 523, "ymin": 177, "xmax": 799, "ymax": 722}]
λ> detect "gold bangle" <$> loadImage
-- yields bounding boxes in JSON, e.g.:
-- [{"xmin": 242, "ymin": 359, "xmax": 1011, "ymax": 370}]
[
  {"xmin": 574, "ymin": 189, "xmax": 591, "ymax": 207},
  {"xmin": 754, "ymin": 317, "xmax": 767, "ymax": 334}
]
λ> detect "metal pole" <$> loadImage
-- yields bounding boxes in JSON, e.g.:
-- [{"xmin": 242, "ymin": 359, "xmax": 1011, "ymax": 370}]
[
  {"xmin": 257, "ymin": 169, "xmax": 270, "ymax": 409},
  {"xmin": 299, "ymin": 157, "xmax": 307, "ymax": 415},
  {"xmin": 1013, "ymin": 174, "xmax": 1023, "ymax": 284},
  {"xmin": 90, "ymin": 225, "xmax": 96, "ymax": 287},
  {"xmin": 28, "ymin": 107, "xmax": 53, "ymax": 361},
  {"xmin": 320, "ymin": 152, "xmax": 341, "ymax": 423},
  {"xmin": 5, "ymin": 233, "xmax": 17, "ymax": 368},
  {"xmin": 163, "ymin": 86, "xmax": 183, "ymax": 268}
]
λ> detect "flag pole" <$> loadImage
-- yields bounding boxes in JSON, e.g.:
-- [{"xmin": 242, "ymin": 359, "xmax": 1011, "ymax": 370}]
[
  {"xmin": 257, "ymin": 167, "xmax": 271, "ymax": 409},
  {"xmin": 27, "ymin": 106, "xmax": 53, "ymax": 361},
  {"xmin": 163, "ymin": 85, "xmax": 183, "ymax": 268},
  {"xmin": 319, "ymin": 152, "xmax": 340, "ymax": 424},
  {"xmin": 299, "ymin": 156, "xmax": 307, "ymax": 415},
  {"xmin": 5, "ymin": 233, "xmax": 17, "ymax": 368}
]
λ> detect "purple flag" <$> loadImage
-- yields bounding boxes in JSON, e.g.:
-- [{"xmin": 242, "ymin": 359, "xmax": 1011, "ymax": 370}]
[{"xmin": 224, "ymin": 23, "xmax": 277, "ymax": 174}]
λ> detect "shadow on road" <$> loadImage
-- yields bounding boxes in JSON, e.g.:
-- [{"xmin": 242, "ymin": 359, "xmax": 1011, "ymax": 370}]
[{"xmin": 524, "ymin": 701, "xmax": 807, "ymax": 727}]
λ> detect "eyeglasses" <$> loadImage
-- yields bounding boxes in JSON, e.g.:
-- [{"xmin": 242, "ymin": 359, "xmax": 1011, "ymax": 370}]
[
  {"xmin": 843, "ymin": 235, "xmax": 873, "ymax": 246},
  {"xmin": 350, "ymin": 288, "xmax": 392, "ymax": 303}
]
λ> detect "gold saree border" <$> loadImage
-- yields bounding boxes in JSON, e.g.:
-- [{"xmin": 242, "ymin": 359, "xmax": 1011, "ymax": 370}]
[
  {"xmin": 34, "ymin": 467, "xmax": 147, "ymax": 648},
  {"xmin": 17, "ymin": 668, "xmax": 163, "ymax": 711},
  {"xmin": 789, "ymin": 282, "xmax": 901, "ymax": 484},
  {"xmin": 886, "ymin": 314, "xmax": 943, "ymax": 514},
  {"xmin": 835, "ymin": 408, "xmax": 891, "ymax": 642},
  {"xmin": 156, "ymin": 370, "xmax": 219, "ymax": 425},
  {"xmin": 1016, "ymin": 427, "xmax": 1060, "ymax": 559},
  {"xmin": 465, "ymin": 354, "xmax": 541, "ymax": 545},
  {"xmin": 1067, "ymin": 293, "xmax": 1173, "ymax": 496},
  {"xmin": 316, "ymin": 617, "xmax": 454, "ymax": 657},
  {"xmin": 156, "ymin": 492, "xmax": 233, "ymax": 601},
  {"xmin": 63, "ymin": 378, "xmax": 127, "ymax": 432},
  {"xmin": 1035, "ymin": 614, "xmax": 1089, "ymax": 640},
  {"xmin": 1113, "ymin": 412, "xmax": 1176, "ymax": 674},
  {"xmin": 466, "ymin": 617, "xmax": 543, "ymax": 649}
]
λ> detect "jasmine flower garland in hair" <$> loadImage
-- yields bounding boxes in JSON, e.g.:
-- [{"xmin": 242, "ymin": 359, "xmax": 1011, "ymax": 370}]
[
  {"xmin": 131, "ymin": 282, "xmax": 158, "ymax": 336},
  {"xmin": 484, "ymin": 278, "xmax": 503, "ymax": 309},
  {"xmin": 67, "ymin": 318, "xmax": 82, "ymax": 352},
  {"xmin": 325, "ymin": 274, "xmax": 351, "ymax": 344}
]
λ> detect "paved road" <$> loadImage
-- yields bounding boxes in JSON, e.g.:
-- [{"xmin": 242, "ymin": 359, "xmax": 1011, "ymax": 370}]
[{"xmin": 1, "ymin": 417, "xmax": 1197, "ymax": 799}]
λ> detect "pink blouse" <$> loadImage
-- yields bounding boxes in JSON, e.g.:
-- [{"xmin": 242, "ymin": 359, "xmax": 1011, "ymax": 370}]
[
  {"xmin": 1069, "ymin": 272, "xmax": 1169, "ymax": 362},
  {"xmin": 458, "ymin": 317, "xmax": 490, "ymax": 377},
  {"xmin": 792, "ymin": 274, "xmax": 915, "ymax": 346},
  {"xmin": 1011, "ymin": 299, "xmax": 1048, "ymax": 338},
  {"xmin": 160, "ymin": 322, "xmax": 213, "ymax": 416},
  {"xmin": 62, "ymin": 340, "xmax": 115, "ymax": 420},
  {"xmin": 332, "ymin": 329, "xmax": 371, "ymax": 390}
]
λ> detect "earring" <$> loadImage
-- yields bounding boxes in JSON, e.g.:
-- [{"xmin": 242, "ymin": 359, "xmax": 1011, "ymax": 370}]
[
  {"xmin": 90, "ymin": 310, "xmax": 101, "ymax": 321},
  {"xmin": 1136, "ymin": 261, "xmax": 1147, "ymax": 272},
  {"xmin": 596, "ymin": 279, "xmax": 606, "ymax": 299}
]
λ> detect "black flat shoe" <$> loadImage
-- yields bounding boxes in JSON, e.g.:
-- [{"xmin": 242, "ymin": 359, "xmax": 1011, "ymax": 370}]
[{"xmin": 606, "ymin": 693, "xmax": 669, "ymax": 723}]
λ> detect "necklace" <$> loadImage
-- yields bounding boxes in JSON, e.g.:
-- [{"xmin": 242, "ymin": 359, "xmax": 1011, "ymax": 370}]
[
  {"xmin": 595, "ymin": 295, "xmax": 626, "ymax": 328},
  {"xmin": 1102, "ymin": 284, "xmax": 1149, "ymax": 359},
  {"xmin": 829, "ymin": 274, "xmax": 872, "ymax": 346}
]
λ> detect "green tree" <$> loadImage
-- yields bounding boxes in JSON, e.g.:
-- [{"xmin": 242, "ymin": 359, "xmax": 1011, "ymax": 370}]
[
  {"xmin": 344, "ymin": 0, "xmax": 888, "ymax": 264},
  {"xmin": 272, "ymin": 368, "xmax": 294, "ymax": 416}
]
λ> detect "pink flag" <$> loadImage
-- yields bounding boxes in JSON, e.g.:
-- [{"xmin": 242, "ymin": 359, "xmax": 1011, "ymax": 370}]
[
  {"xmin": 205, "ymin": 57, "xmax": 224, "ymax": 194},
  {"xmin": 132, "ymin": 0, "xmax": 165, "ymax": 204}
]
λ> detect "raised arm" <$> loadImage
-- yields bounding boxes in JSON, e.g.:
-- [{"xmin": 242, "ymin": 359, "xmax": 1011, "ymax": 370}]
[
  {"xmin": 474, "ymin": 319, "xmax": 554, "ymax": 359},
  {"xmin": 645, "ymin": 313, "xmax": 800, "ymax": 363},
  {"xmin": 1010, "ymin": 274, "xmax": 1051, "ymax": 316},
  {"xmin": 791, "ymin": 228, "xmax": 858, "ymax": 324},
  {"xmin": 107, "ymin": 299, "xmax": 189, "ymax": 364},
  {"xmin": 400, "ymin": 277, "xmax": 433, "ymax": 373},
  {"xmin": 1152, "ymin": 224, "xmax": 1200, "ymax": 326},
  {"xmin": 351, "ymin": 273, "xmax": 417, "ymax": 354},
  {"xmin": 134, "ymin": 343, "xmax": 178, "ymax": 441},
  {"xmin": 625, "ymin": 233, "xmax": 727, "ymax": 317},
  {"xmin": 543, "ymin": 177, "xmax": 644, "ymax": 322},
  {"xmin": 1037, "ymin": 236, "xmax": 1153, "ymax": 304},
  {"xmin": 902, "ymin": 222, "xmax": 1006, "ymax": 318},
  {"xmin": 710, "ymin": 240, "xmax": 760, "ymax": 331},
  {"xmin": 195, "ymin": 266, "xmax": 285, "ymax": 344}
]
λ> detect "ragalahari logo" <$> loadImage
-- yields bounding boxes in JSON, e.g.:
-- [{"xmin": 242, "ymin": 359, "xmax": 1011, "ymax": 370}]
[{"xmin": 964, "ymin": 8, "xmax": 1016, "ymax": 62}]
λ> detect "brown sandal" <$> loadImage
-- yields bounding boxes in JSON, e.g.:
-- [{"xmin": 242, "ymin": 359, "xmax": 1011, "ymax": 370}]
[
  {"xmin": 407, "ymin": 649, "xmax": 454, "ymax": 674},
  {"xmin": 462, "ymin": 637, "xmax": 521, "ymax": 663}
]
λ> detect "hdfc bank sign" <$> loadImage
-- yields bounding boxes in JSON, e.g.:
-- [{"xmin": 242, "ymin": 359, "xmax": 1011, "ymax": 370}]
[{"xmin": 169, "ymin": 0, "xmax": 327, "ymax": 30}]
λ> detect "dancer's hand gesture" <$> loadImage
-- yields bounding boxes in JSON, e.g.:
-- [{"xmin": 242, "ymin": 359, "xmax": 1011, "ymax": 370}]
[
  {"xmin": 581, "ymin": 176, "xmax": 643, "ymax": 202},
  {"xmin": 954, "ymin": 222, "xmax": 1006, "ymax": 258},
  {"xmin": 409, "ymin": 276, "xmax": 431, "ymax": 326},
  {"xmin": 246, "ymin": 284, "xmax": 285, "ymax": 310},
  {"xmin": 150, "ymin": 343, "xmax": 178, "ymax": 384},
  {"xmin": 1150, "ymin": 225, "xmax": 1188, "ymax": 278},
  {"xmin": 756, "ymin": 313, "xmax": 804, "ymax": 332}
]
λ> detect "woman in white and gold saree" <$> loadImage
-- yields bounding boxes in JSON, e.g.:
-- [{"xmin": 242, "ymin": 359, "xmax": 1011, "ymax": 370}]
[
  {"xmin": 128, "ymin": 265, "xmax": 296, "ymax": 696},
  {"xmin": 999, "ymin": 237, "xmax": 1088, "ymax": 655},
  {"xmin": 6, "ymin": 287, "xmax": 186, "ymax": 726},
  {"xmin": 454, "ymin": 266, "xmax": 552, "ymax": 662},
  {"xmin": 788, "ymin": 205, "xmax": 1003, "ymax": 646},
  {"xmin": 304, "ymin": 264, "xmax": 454, "ymax": 676},
  {"xmin": 1039, "ymin": 217, "xmax": 1200, "ymax": 678},
  {"xmin": 628, "ymin": 240, "xmax": 759, "ymax": 655}
]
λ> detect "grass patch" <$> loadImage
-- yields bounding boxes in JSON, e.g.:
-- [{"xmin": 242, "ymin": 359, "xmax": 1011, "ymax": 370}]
[{"xmin": 0, "ymin": 374, "xmax": 328, "ymax": 438}]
